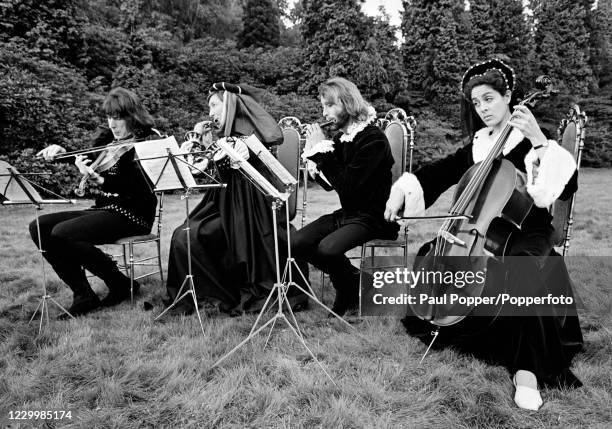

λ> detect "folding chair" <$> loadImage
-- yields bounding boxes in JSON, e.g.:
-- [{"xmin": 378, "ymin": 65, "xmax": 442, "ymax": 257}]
[
  {"xmin": 318, "ymin": 109, "xmax": 417, "ymax": 305},
  {"xmin": 112, "ymin": 192, "xmax": 165, "ymax": 300},
  {"xmin": 357, "ymin": 109, "xmax": 416, "ymax": 313},
  {"xmin": 277, "ymin": 116, "xmax": 309, "ymax": 226},
  {"xmin": 550, "ymin": 104, "xmax": 587, "ymax": 258}
]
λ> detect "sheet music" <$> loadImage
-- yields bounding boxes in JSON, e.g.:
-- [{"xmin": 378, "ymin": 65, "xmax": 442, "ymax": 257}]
[
  {"xmin": 134, "ymin": 137, "xmax": 198, "ymax": 191},
  {"xmin": 242, "ymin": 134, "xmax": 297, "ymax": 193},
  {"xmin": 216, "ymin": 138, "xmax": 289, "ymax": 201},
  {"xmin": 0, "ymin": 161, "xmax": 44, "ymax": 203}
]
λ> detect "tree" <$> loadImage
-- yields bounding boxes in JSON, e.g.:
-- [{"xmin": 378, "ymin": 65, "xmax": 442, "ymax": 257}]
[
  {"xmin": 468, "ymin": 0, "xmax": 496, "ymax": 60},
  {"xmin": 356, "ymin": 10, "xmax": 407, "ymax": 101},
  {"xmin": 401, "ymin": 0, "xmax": 468, "ymax": 114},
  {"xmin": 426, "ymin": 0, "xmax": 469, "ymax": 114},
  {"xmin": 589, "ymin": 0, "xmax": 612, "ymax": 88},
  {"xmin": 469, "ymin": 0, "xmax": 534, "ymax": 92},
  {"xmin": 238, "ymin": 0, "xmax": 281, "ymax": 48},
  {"xmin": 0, "ymin": 0, "xmax": 87, "ymax": 66},
  {"xmin": 533, "ymin": 0, "xmax": 596, "ymax": 95},
  {"xmin": 299, "ymin": 0, "xmax": 371, "ymax": 94},
  {"xmin": 400, "ymin": 0, "xmax": 431, "ymax": 91}
]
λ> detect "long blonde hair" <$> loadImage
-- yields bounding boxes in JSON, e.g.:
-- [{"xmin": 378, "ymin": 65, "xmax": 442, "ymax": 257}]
[{"xmin": 318, "ymin": 77, "xmax": 372, "ymax": 122}]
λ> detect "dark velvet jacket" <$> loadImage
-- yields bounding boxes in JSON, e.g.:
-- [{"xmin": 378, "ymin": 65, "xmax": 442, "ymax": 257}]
[
  {"xmin": 313, "ymin": 124, "xmax": 399, "ymax": 237},
  {"xmin": 87, "ymin": 126, "xmax": 158, "ymax": 230}
]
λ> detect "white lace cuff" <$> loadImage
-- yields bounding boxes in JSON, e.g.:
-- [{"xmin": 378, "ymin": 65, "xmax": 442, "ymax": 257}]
[{"xmin": 301, "ymin": 139, "xmax": 334, "ymax": 161}]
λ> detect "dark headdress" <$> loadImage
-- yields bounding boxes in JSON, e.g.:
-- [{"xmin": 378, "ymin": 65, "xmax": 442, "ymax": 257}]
[
  {"xmin": 209, "ymin": 82, "xmax": 283, "ymax": 146},
  {"xmin": 460, "ymin": 59, "xmax": 519, "ymax": 138},
  {"xmin": 460, "ymin": 58, "xmax": 516, "ymax": 95}
]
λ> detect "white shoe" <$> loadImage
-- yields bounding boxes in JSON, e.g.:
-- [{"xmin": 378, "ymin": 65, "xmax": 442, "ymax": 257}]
[{"xmin": 513, "ymin": 370, "xmax": 543, "ymax": 411}]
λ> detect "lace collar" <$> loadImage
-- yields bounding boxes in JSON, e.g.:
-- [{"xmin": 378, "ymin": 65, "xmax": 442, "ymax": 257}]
[{"xmin": 339, "ymin": 106, "xmax": 377, "ymax": 143}]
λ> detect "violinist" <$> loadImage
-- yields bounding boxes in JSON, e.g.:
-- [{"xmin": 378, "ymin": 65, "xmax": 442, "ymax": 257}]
[
  {"xmin": 31, "ymin": 87, "xmax": 159, "ymax": 317},
  {"xmin": 385, "ymin": 59, "xmax": 583, "ymax": 410}
]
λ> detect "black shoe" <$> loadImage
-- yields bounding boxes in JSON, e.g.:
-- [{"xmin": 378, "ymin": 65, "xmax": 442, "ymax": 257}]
[
  {"xmin": 328, "ymin": 288, "xmax": 359, "ymax": 317},
  {"xmin": 58, "ymin": 293, "xmax": 101, "ymax": 320},
  {"xmin": 163, "ymin": 301, "xmax": 195, "ymax": 316},
  {"xmin": 101, "ymin": 280, "xmax": 140, "ymax": 307}
]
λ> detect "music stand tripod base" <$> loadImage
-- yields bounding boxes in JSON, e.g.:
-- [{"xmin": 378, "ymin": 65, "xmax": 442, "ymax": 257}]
[
  {"xmin": 0, "ymin": 166, "xmax": 76, "ymax": 332},
  {"xmin": 29, "ymin": 206, "xmax": 76, "ymax": 331},
  {"xmin": 138, "ymin": 146, "xmax": 225, "ymax": 336},
  {"xmin": 211, "ymin": 200, "xmax": 352, "ymax": 386},
  {"xmin": 153, "ymin": 189, "xmax": 206, "ymax": 335}
]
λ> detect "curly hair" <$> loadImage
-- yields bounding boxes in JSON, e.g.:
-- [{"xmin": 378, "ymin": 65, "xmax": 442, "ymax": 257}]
[{"xmin": 318, "ymin": 77, "xmax": 371, "ymax": 122}]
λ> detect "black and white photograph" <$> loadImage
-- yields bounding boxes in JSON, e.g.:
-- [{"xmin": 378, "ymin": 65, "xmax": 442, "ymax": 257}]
[{"xmin": 1, "ymin": 0, "xmax": 611, "ymax": 427}]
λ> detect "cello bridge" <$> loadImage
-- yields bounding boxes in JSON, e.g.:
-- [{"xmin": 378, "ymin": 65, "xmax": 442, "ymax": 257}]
[{"xmin": 439, "ymin": 230, "xmax": 467, "ymax": 247}]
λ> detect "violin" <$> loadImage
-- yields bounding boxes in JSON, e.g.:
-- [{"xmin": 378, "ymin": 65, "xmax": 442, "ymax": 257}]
[
  {"xmin": 75, "ymin": 136, "xmax": 136, "ymax": 196},
  {"xmin": 408, "ymin": 76, "xmax": 555, "ymax": 326}
]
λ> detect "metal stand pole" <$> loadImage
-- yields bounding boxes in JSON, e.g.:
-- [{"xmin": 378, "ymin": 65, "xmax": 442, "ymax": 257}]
[
  {"xmin": 29, "ymin": 206, "xmax": 74, "ymax": 333},
  {"xmin": 211, "ymin": 200, "xmax": 352, "ymax": 385},
  {"xmin": 154, "ymin": 189, "xmax": 205, "ymax": 335}
]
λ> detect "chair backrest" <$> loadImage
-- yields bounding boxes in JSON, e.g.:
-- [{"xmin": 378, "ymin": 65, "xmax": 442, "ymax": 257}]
[
  {"xmin": 377, "ymin": 108, "xmax": 417, "ymax": 180},
  {"xmin": 276, "ymin": 117, "xmax": 303, "ymax": 221},
  {"xmin": 155, "ymin": 191, "xmax": 164, "ymax": 238},
  {"xmin": 550, "ymin": 104, "xmax": 587, "ymax": 257}
]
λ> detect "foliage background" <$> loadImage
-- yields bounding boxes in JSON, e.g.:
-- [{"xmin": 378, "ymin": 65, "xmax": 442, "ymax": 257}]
[{"xmin": 1, "ymin": 0, "xmax": 611, "ymax": 194}]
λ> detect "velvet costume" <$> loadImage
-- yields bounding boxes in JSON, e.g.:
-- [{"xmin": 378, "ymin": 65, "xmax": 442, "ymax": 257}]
[
  {"xmin": 292, "ymin": 120, "xmax": 399, "ymax": 308},
  {"xmin": 165, "ymin": 83, "xmax": 307, "ymax": 314},
  {"xmin": 397, "ymin": 126, "xmax": 583, "ymax": 388}
]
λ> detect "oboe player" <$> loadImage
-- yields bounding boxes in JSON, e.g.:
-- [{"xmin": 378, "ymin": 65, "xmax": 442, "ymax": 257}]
[{"xmin": 291, "ymin": 77, "xmax": 399, "ymax": 317}]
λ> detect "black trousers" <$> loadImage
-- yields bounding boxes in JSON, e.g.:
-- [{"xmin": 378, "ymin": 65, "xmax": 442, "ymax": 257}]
[
  {"xmin": 291, "ymin": 211, "xmax": 379, "ymax": 292},
  {"xmin": 29, "ymin": 209, "xmax": 148, "ymax": 297}
]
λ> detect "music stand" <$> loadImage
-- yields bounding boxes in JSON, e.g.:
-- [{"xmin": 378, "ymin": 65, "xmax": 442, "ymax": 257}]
[
  {"xmin": 0, "ymin": 161, "xmax": 75, "ymax": 333},
  {"xmin": 210, "ymin": 136, "xmax": 351, "ymax": 385},
  {"xmin": 133, "ymin": 137, "xmax": 225, "ymax": 335}
]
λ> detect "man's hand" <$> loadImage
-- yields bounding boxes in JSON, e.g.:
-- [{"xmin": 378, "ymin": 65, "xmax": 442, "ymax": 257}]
[
  {"xmin": 36, "ymin": 144, "xmax": 66, "ymax": 161},
  {"xmin": 304, "ymin": 124, "xmax": 325, "ymax": 152}
]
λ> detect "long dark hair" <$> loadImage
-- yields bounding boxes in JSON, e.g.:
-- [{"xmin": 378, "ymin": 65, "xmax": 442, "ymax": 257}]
[{"xmin": 102, "ymin": 87, "xmax": 155, "ymax": 138}]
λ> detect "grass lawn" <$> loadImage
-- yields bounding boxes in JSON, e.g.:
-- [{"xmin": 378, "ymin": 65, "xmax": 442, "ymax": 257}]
[{"xmin": 0, "ymin": 168, "xmax": 611, "ymax": 428}]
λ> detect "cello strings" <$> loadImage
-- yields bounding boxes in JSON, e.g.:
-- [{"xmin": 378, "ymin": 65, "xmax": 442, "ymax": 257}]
[{"xmin": 434, "ymin": 122, "xmax": 514, "ymax": 257}]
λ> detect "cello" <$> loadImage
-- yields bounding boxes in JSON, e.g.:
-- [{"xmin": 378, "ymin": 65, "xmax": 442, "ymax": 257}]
[{"xmin": 408, "ymin": 76, "xmax": 555, "ymax": 327}]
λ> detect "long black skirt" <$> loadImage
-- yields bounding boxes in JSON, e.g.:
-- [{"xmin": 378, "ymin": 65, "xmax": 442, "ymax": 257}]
[
  {"xmin": 403, "ymin": 229, "xmax": 584, "ymax": 388},
  {"xmin": 165, "ymin": 170, "xmax": 308, "ymax": 314}
]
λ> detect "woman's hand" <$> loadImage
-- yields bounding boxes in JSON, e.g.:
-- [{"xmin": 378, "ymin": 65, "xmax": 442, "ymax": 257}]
[
  {"xmin": 36, "ymin": 144, "xmax": 66, "ymax": 161},
  {"xmin": 508, "ymin": 105, "xmax": 548, "ymax": 148},
  {"xmin": 74, "ymin": 155, "xmax": 104, "ymax": 184},
  {"xmin": 229, "ymin": 139, "xmax": 249, "ymax": 169},
  {"xmin": 193, "ymin": 121, "xmax": 211, "ymax": 136},
  {"xmin": 180, "ymin": 140, "xmax": 195, "ymax": 154},
  {"xmin": 384, "ymin": 187, "xmax": 405, "ymax": 222},
  {"xmin": 190, "ymin": 159, "xmax": 209, "ymax": 174},
  {"xmin": 74, "ymin": 155, "xmax": 92, "ymax": 175}
]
